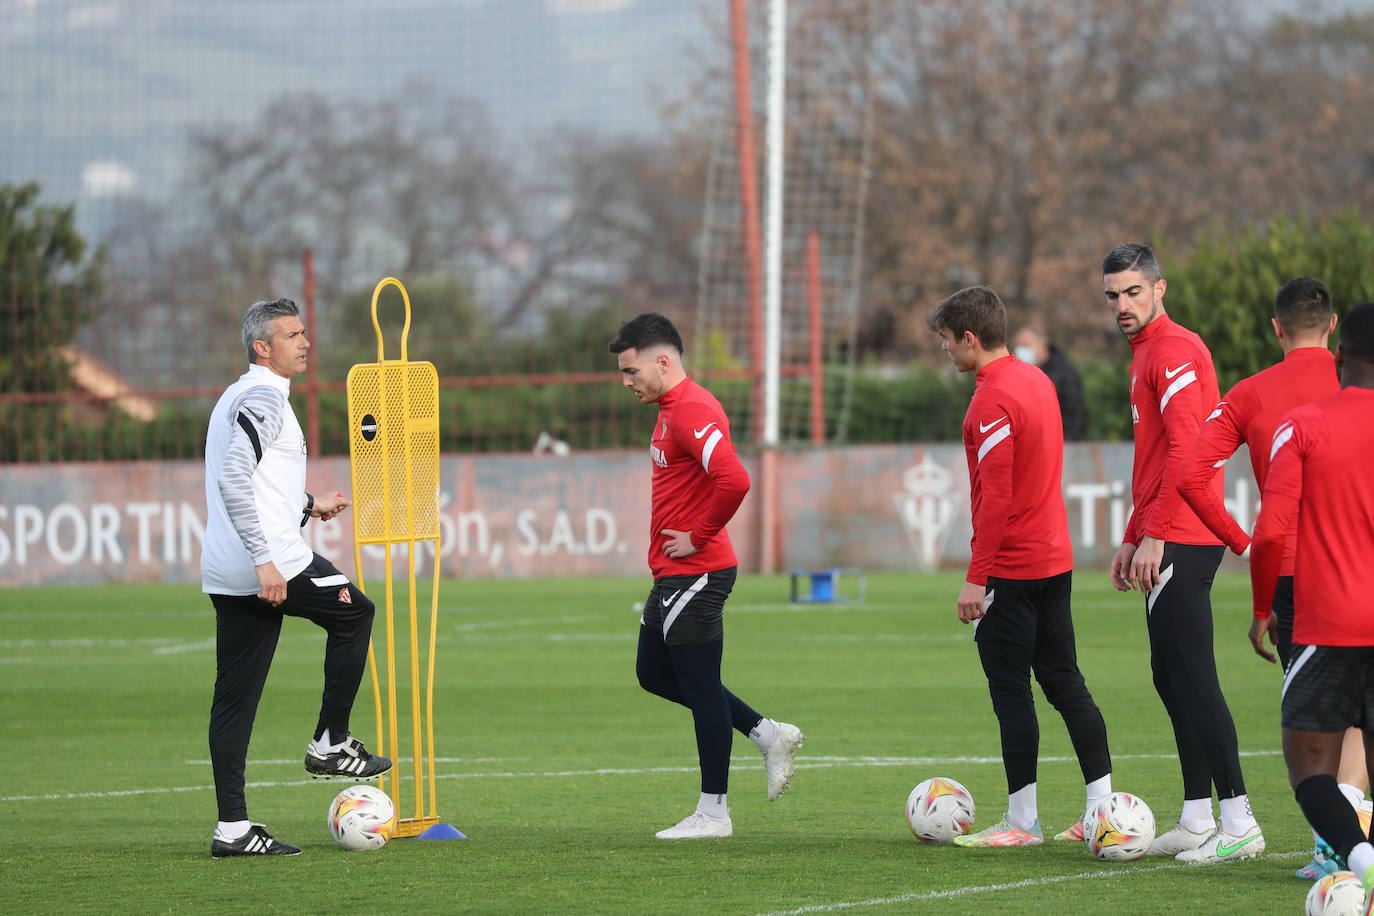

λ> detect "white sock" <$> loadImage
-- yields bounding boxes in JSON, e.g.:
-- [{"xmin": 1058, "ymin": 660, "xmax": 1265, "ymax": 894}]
[
  {"xmin": 1179, "ymin": 798, "xmax": 1215, "ymax": 833},
  {"xmin": 1350, "ymin": 842, "xmax": 1374, "ymax": 879},
  {"xmin": 312, "ymin": 729, "xmax": 345, "ymax": 753},
  {"xmin": 749, "ymin": 718, "xmax": 778, "ymax": 751},
  {"xmin": 1313, "ymin": 826, "xmax": 1324, "ymax": 847},
  {"xmin": 216, "ymin": 819, "xmax": 251, "ymax": 841},
  {"xmin": 1339, "ymin": 782, "xmax": 1365, "ymax": 809},
  {"xmin": 698, "ymin": 792, "xmax": 729, "ymax": 820},
  {"xmin": 1085, "ymin": 774, "xmax": 1112, "ymax": 822},
  {"xmin": 1219, "ymin": 794, "xmax": 1257, "ymax": 834},
  {"xmin": 1008, "ymin": 783, "xmax": 1037, "ymax": 831}
]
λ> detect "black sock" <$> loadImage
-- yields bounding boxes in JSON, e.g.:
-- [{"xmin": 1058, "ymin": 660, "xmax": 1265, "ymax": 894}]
[{"xmin": 1295, "ymin": 774, "xmax": 1366, "ymax": 863}]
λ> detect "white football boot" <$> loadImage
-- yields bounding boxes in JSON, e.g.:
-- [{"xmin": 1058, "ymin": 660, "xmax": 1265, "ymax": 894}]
[
  {"xmin": 655, "ymin": 810, "xmax": 733, "ymax": 840},
  {"xmin": 1176, "ymin": 825, "xmax": 1266, "ymax": 865},
  {"xmin": 1148, "ymin": 821, "xmax": 1214, "ymax": 856},
  {"xmin": 761, "ymin": 720, "xmax": 806, "ymax": 801}
]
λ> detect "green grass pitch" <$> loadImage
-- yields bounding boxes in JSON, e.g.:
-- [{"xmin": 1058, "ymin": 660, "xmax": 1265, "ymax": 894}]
[{"xmin": 0, "ymin": 571, "xmax": 1324, "ymax": 913}]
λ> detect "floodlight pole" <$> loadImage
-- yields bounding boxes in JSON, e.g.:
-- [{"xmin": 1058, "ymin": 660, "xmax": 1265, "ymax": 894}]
[{"xmin": 759, "ymin": 0, "xmax": 787, "ymax": 574}]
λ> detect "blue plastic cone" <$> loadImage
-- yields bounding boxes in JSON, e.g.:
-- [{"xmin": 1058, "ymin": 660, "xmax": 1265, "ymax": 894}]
[{"xmin": 417, "ymin": 822, "xmax": 466, "ymax": 840}]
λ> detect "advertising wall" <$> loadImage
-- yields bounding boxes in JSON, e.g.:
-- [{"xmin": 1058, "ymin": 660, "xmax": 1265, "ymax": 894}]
[{"xmin": 0, "ymin": 444, "xmax": 1259, "ymax": 587}]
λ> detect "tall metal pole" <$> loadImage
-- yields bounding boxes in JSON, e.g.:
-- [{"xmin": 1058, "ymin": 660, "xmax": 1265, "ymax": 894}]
[
  {"xmin": 304, "ymin": 248, "xmax": 320, "ymax": 457},
  {"xmin": 728, "ymin": 0, "xmax": 765, "ymax": 443},
  {"xmin": 759, "ymin": 0, "xmax": 787, "ymax": 574}
]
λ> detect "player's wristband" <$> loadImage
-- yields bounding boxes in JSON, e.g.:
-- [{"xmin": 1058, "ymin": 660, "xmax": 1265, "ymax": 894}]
[{"xmin": 301, "ymin": 492, "xmax": 314, "ymax": 528}]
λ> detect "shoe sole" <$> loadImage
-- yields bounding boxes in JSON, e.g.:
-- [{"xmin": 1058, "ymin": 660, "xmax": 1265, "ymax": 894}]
[
  {"xmin": 1179, "ymin": 841, "xmax": 1266, "ymax": 866},
  {"xmin": 767, "ymin": 731, "xmax": 806, "ymax": 802},
  {"xmin": 651, "ymin": 829, "xmax": 730, "ymax": 840},
  {"xmin": 211, "ymin": 848, "xmax": 302, "ymax": 858},
  {"xmin": 954, "ymin": 836, "xmax": 1044, "ymax": 847},
  {"xmin": 655, "ymin": 830, "xmax": 733, "ymax": 840},
  {"xmin": 304, "ymin": 761, "xmax": 393, "ymax": 780},
  {"xmin": 1148, "ymin": 840, "xmax": 1211, "ymax": 856}
]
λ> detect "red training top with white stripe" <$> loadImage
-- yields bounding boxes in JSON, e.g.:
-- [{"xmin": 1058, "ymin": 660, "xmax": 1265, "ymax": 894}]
[
  {"xmin": 1250, "ymin": 387, "xmax": 1374, "ymax": 643},
  {"xmin": 961, "ymin": 354, "xmax": 1073, "ymax": 584},
  {"xmin": 645, "ymin": 376, "xmax": 750, "ymax": 579},
  {"xmin": 1124, "ymin": 314, "xmax": 1222, "ymax": 547},
  {"xmin": 1177, "ymin": 347, "xmax": 1338, "ymax": 567}
]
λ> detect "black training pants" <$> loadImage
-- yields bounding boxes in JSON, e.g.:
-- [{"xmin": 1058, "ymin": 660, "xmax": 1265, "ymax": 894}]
[
  {"xmin": 207, "ymin": 553, "xmax": 375, "ymax": 821},
  {"xmin": 1145, "ymin": 543, "xmax": 1247, "ymax": 801},
  {"xmin": 975, "ymin": 570, "xmax": 1112, "ymax": 794}
]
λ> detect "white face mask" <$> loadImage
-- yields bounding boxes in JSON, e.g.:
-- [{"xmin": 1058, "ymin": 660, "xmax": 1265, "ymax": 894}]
[{"xmin": 1014, "ymin": 345, "xmax": 1037, "ymax": 364}]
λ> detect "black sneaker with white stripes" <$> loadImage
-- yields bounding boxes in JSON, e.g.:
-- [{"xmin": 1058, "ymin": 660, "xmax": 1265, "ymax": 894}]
[
  {"xmin": 304, "ymin": 735, "xmax": 392, "ymax": 779},
  {"xmin": 210, "ymin": 824, "xmax": 301, "ymax": 858}
]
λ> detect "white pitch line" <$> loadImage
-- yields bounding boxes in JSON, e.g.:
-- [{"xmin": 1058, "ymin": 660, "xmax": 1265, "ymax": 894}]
[
  {"xmin": 181, "ymin": 756, "xmax": 525, "ymax": 766},
  {"xmin": 0, "ymin": 609, "xmax": 211, "ymax": 622},
  {"xmin": 457, "ymin": 633, "xmax": 635, "ymax": 642},
  {"xmin": 451, "ymin": 614, "xmax": 603, "ymax": 633},
  {"xmin": 729, "ymin": 603, "xmax": 904, "ymax": 614},
  {"xmin": 6, "ymin": 750, "xmax": 1284, "ymax": 805},
  {"xmin": 152, "ymin": 639, "xmax": 218, "ymax": 655},
  {"xmin": 750, "ymin": 852, "xmax": 1308, "ymax": 916},
  {"xmin": 0, "ymin": 637, "xmax": 181, "ymax": 649},
  {"xmin": 178, "ymin": 750, "xmax": 1284, "ymax": 770},
  {"xmin": 791, "ymin": 634, "xmax": 970, "ymax": 643},
  {"xmin": 0, "ymin": 633, "xmax": 314, "ymax": 655}
]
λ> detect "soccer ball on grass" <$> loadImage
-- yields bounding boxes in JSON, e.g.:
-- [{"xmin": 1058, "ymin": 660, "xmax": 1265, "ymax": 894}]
[
  {"xmin": 906, "ymin": 777, "xmax": 976, "ymax": 843},
  {"xmin": 1305, "ymin": 871, "xmax": 1365, "ymax": 916},
  {"xmin": 328, "ymin": 784, "xmax": 398, "ymax": 851},
  {"xmin": 1085, "ymin": 792, "xmax": 1155, "ymax": 862}
]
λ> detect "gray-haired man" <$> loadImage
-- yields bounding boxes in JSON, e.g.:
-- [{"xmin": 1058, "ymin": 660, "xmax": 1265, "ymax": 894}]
[{"xmin": 202, "ymin": 297, "xmax": 390, "ymax": 858}]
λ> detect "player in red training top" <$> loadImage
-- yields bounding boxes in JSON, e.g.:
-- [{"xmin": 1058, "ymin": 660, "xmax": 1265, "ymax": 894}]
[
  {"xmin": 926, "ymin": 287, "xmax": 1112, "ymax": 849},
  {"xmin": 1249, "ymin": 302, "xmax": 1374, "ymax": 903},
  {"xmin": 609, "ymin": 313, "xmax": 804, "ymax": 841},
  {"xmin": 1175, "ymin": 278, "xmax": 1364, "ymax": 881},
  {"xmin": 1103, "ymin": 243, "xmax": 1264, "ymax": 863},
  {"xmin": 1178, "ymin": 278, "xmax": 1338, "ymax": 662}
]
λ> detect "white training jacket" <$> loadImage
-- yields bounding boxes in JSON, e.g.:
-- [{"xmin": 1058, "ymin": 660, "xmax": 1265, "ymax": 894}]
[{"xmin": 201, "ymin": 364, "xmax": 313, "ymax": 595}]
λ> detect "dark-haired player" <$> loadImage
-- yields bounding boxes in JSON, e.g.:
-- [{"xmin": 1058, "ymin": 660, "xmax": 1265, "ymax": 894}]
[
  {"xmin": 609, "ymin": 312, "xmax": 804, "ymax": 840},
  {"xmin": 1102, "ymin": 243, "xmax": 1263, "ymax": 863},
  {"xmin": 1177, "ymin": 278, "xmax": 1367, "ymax": 878},
  {"xmin": 1250, "ymin": 302, "xmax": 1374, "ymax": 906}
]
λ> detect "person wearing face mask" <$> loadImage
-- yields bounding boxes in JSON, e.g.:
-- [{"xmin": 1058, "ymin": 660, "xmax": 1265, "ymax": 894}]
[{"xmin": 1013, "ymin": 324, "xmax": 1086, "ymax": 440}]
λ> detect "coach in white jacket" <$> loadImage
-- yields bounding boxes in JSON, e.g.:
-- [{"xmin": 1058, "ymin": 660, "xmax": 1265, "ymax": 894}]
[{"xmin": 202, "ymin": 297, "xmax": 390, "ymax": 858}]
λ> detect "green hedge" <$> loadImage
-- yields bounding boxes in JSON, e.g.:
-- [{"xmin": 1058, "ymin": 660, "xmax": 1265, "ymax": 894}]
[{"xmin": 19, "ymin": 213, "xmax": 1374, "ymax": 461}]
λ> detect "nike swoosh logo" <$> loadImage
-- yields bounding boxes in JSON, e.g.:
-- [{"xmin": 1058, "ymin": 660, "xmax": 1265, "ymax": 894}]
[
  {"xmin": 1216, "ymin": 833, "xmax": 1262, "ymax": 857},
  {"xmin": 978, "ymin": 417, "xmax": 1007, "ymax": 433},
  {"xmin": 1164, "ymin": 362, "xmax": 1192, "ymax": 379},
  {"xmin": 661, "ymin": 589, "xmax": 682, "ymax": 608},
  {"xmin": 247, "ymin": 408, "xmax": 266, "ymax": 423},
  {"xmin": 693, "ymin": 422, "xmax": 718, "ymax": 439}
]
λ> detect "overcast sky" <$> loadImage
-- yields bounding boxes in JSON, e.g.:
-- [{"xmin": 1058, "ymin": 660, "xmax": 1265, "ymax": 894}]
[
  {"xmin": 2, "ymin": 0, "xmax": 1368, "ymax": 227},
  {"xmin": 0, "ymin": 0, "xmax": 710, "ymax": 212}
]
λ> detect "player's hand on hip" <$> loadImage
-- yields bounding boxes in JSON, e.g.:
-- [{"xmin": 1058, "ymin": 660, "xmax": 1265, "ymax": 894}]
[
  {"xmin": 1109, "ymin": 543, "xmax": 1137, "ymax": 592},
  {"xmin": 1129, "ymin": 536, "xmax": 1165, "ymax": 593},
  {"xmin": 314, "ymin": 492, "xmax": 350, "ymax": 521},
  {"xmin": 1249, "ymin": 613, "xmax": 1278, "ymax": 664},
  {"xmin": 255, "ymin": 561, "xmax": 288, "ymax": 606},
  {"xmin": 658, "ymin": 528, "xmax": 698, "ymax": 559},
  {"xmin": 956, "ymin": 581, "xmax": 986, "ymax": 624}
]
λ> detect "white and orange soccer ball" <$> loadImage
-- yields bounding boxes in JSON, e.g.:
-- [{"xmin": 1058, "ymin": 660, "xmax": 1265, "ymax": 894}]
[
  {"xmin": 906, "ymin": 777, "xmax": 976, "ymax": 843},
  {"xmin": 1305, "ymin": 871, "xmax": 1365, "ymax": 916},
  {"xmin": 1086, "ymin": 792, "xmax": 1156, "ymax": 862},
  {"xmin": 328, "ymin": 784, "xmax": 398, "ymax": 851}
]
